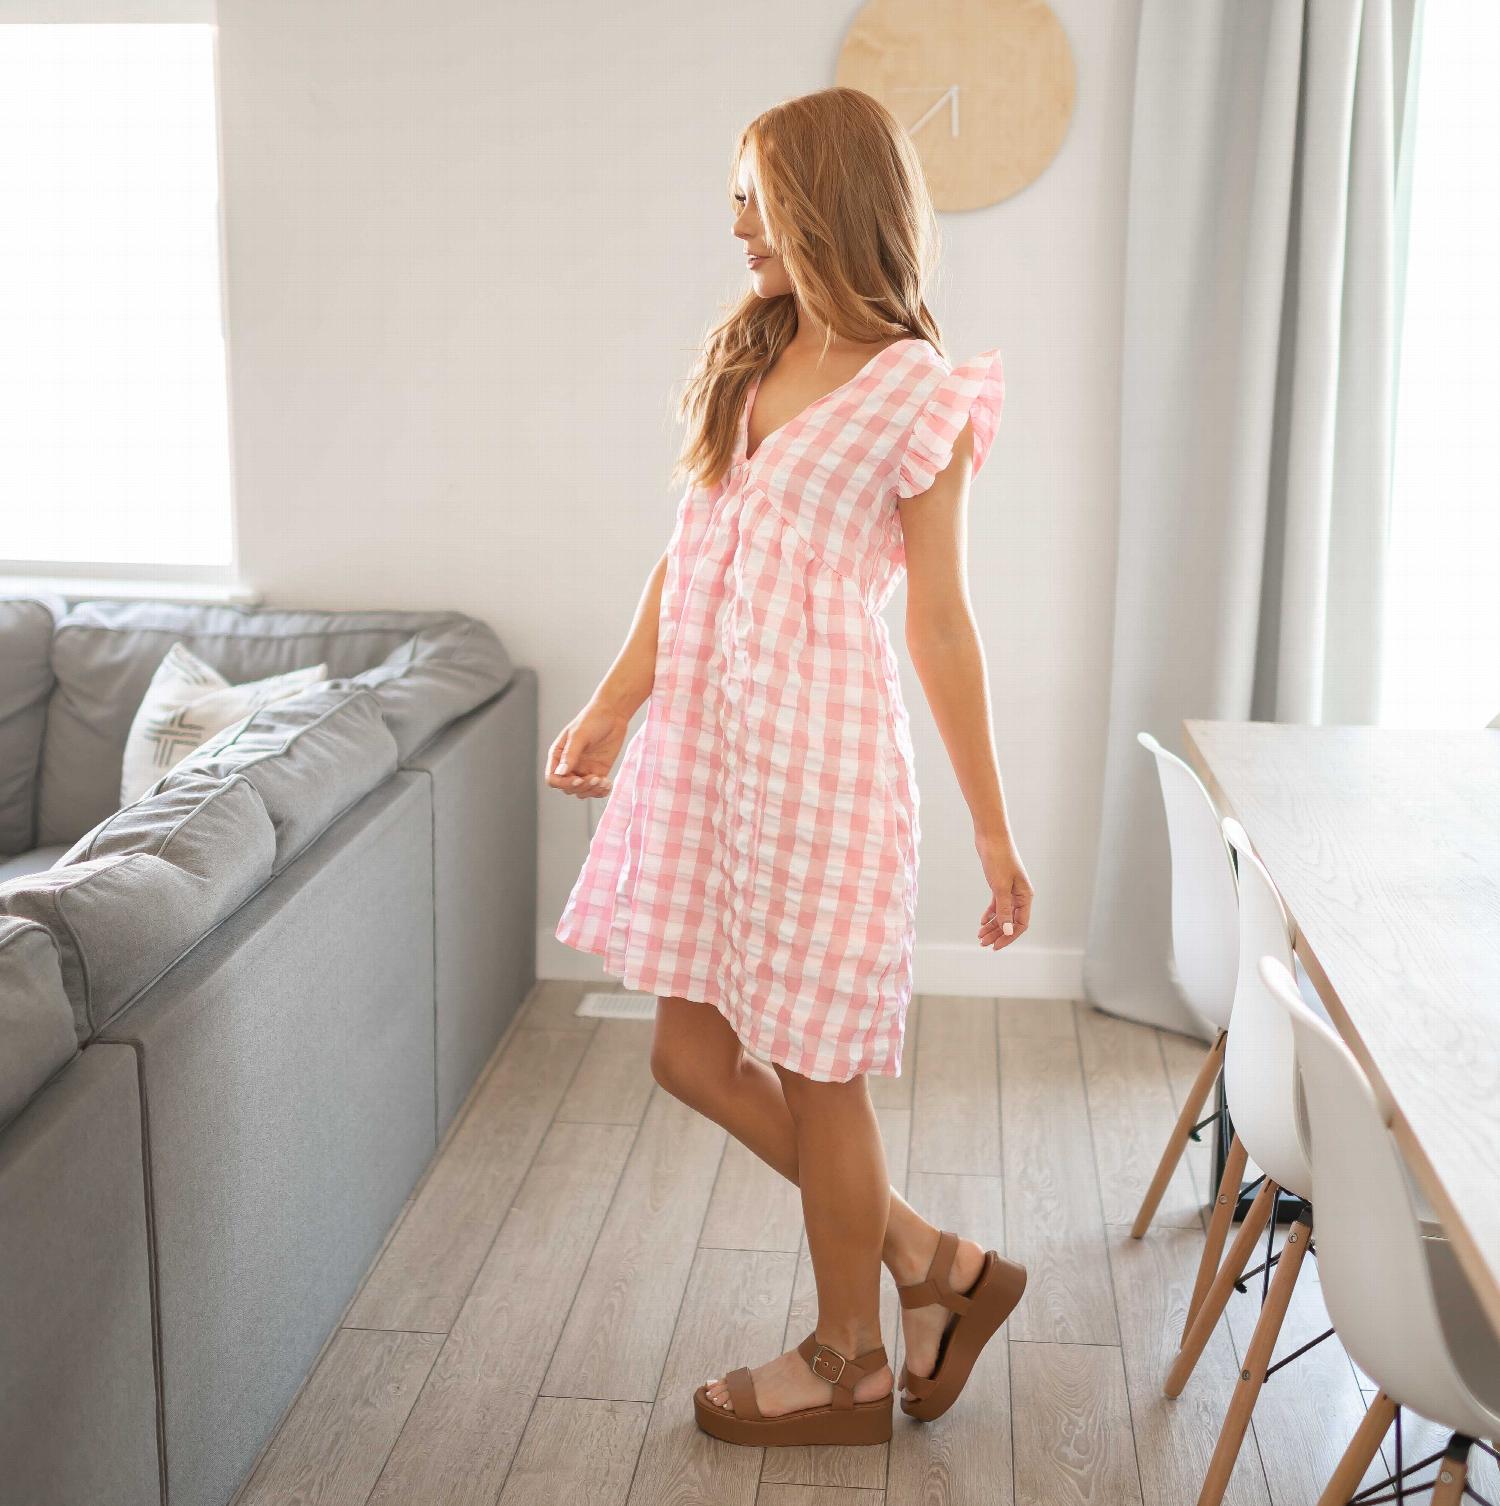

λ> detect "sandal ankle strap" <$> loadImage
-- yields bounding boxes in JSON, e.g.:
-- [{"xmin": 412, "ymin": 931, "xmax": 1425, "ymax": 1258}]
[
  {"xmin": 796, "ymin": 1330, "xmax": 888, "ymax": 1409},
  {"xmin": 896, "ymin": 1229, "xmax": 973, "ymax": 1314}
]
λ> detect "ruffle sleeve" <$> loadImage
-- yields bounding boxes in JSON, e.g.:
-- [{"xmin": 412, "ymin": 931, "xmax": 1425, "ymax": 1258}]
[{"xmin": 895, "ymin": 346, "xmax": 1006, "ymax": 500}]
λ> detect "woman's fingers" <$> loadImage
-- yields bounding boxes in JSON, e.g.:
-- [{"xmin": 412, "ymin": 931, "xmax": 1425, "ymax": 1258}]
[
  {"xmin": 547, "ymin": 742, "xmax": 612, "ymax": 798},
  {"xmin": 545, "ymin": 730, "xmax": 571, "ymax": 786},
  {"xmin": 979, "ymin": 898, "xmax": 1023, "ymax": 948}
]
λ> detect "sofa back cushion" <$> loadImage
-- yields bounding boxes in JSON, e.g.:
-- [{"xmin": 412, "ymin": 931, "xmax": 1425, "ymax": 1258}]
[
  {"xmin": 0, "ymin": 915, "xmax": 78, "ymax": 1129},
  {"xmin": 159, "ymin": 685, "xmax": 398, "ymax": 874},
  {"xmin": 36, "ymin": 600, "xmax": 471, "ymax": 846},
  {"xmin": 343, "ymin": 617, "xmax": 515, "ymax": 760},
  {"xmin": 0, "ymin": 596, "xmax": 63, "ymax": 858},
  {"xmin": 2, "ymin": 772, "xmax": 276, "ymax": 1041}
]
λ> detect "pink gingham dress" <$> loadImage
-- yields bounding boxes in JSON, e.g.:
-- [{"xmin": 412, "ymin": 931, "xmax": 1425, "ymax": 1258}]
[{"xmin": 556, "ymin": 336, "xmax": 1004, "ymax": 1081}]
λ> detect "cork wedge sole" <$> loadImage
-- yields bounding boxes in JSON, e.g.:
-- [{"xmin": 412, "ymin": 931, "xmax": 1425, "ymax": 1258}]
[
  {"xmin": 693, "ymin": 1330, "xmax": 894, "ymax": 1447},
  {"xmin": 898, "ymin": 1238, "xmax": 1028, "ymax": 1422}
]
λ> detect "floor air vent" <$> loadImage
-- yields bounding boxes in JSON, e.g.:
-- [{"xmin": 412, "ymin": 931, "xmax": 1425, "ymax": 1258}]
[{"xmin": 575, "ymin": 991, "xmax": 658, "ymax": 1021}]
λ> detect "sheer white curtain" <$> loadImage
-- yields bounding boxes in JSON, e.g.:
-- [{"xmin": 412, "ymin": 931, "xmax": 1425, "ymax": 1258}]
[{"xmin": 1083, "ymin": 0, "xmax": 1418, "ymax": 1033}]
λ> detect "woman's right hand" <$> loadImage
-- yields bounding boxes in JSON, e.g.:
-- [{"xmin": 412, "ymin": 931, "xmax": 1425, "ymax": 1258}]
[{"xmin": 546, "ymin": 700, "xmax": 630, "ymax": 799}]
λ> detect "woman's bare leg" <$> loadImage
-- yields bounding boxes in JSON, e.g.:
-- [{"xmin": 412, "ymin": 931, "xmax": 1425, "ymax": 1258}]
[
  {"xmin": 703, "ymin": 1064, "xmax": 892, "ymax": 1414},
  {"xmin": 652, "ymin": 995, "xmax": 986, "ymax": 1395}
]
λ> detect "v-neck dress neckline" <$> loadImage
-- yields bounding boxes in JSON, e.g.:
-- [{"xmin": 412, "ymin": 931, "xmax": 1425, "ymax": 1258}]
[{"xmin": 738, "ymin": 336, "xmax": 922, "ymax": 464}]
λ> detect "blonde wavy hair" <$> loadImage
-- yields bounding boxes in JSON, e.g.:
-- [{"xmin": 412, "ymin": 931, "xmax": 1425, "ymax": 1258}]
[{"xmin": 673, "ymin": 87, "xmax": 948, "ymax": 493}]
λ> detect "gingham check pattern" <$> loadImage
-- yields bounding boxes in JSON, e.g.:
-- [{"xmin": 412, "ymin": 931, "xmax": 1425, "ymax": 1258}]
[{"xmin": 556, "ymin": 337, "xmax": 1005, "ymax": 1081}]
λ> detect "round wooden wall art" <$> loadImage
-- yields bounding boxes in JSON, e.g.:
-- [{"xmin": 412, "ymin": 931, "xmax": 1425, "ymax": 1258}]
[{"xmin": 836, "ymin": 0, "xmax": 1076, "ymax": 211}]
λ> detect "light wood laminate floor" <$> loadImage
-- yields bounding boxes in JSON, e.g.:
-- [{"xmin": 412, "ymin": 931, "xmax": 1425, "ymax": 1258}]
[{"xmin": 232, "ymin": 984, "xmax": 1497, "ymax": 1506}]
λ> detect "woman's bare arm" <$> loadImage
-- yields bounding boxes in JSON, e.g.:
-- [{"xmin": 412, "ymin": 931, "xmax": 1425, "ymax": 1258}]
[
  {"xmin": 897, "ymin": 424, "xmax": 1034, "ymax": 948},
  {"xmin": 546, "ymin": 549, "xmax": 669, "ymax": 799}
]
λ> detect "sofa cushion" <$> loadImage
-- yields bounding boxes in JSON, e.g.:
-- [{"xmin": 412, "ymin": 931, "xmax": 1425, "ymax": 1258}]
[
  {"xmin": 160, "ymin": 685, "xmax": 398, "ymax": 873},
  {"xmin": 0, "ymin": 916, "xmax": 78, "ymax": 1129},
  {"xmin": 1, "ymin": 772, "xmax": 276, "ymax": 1040},
  {"xmin": 0, "ymin": 845, "xmax": 70, "ymax": 884},
  {"xmin": 36, "ymin": 599, "xmax": 471, "ymax": 846},
  {"xmin": 342, "ymin": 617, "xmax": 515, "ymax": 760},
  {"xmin": 120, "ymin": 640, "xmax": 328, "ymax": 806},
  {"xmin": 0, "ymin": 596, "xmax": 63, "ymax": 857}
]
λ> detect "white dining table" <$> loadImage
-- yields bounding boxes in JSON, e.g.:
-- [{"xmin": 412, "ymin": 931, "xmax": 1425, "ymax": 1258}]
[{"xmin": 1182, "ymin": 719, "xmax": 1500, "ymax": 1334}]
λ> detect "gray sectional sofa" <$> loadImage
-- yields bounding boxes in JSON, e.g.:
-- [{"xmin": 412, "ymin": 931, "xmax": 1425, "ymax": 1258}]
[{"xmin": 0, "ymin": 595, "xmax": 538, "ymax": 1506}]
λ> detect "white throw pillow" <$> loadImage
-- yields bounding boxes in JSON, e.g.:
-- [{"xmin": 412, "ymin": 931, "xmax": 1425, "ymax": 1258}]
[{"xmin": 119, "ymin": 642, "xmax": 328, "ymax": 806}]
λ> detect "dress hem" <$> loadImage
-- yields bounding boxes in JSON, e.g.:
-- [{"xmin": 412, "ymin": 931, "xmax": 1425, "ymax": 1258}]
[{"xmin": 554, "ymin": 924, "xmax": 905, "ymax": 1085}]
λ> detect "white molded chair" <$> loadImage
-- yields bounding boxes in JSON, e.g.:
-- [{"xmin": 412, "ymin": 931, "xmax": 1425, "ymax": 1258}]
[
  {"xmin": 1163, "ymin": 817, "xmax": 1329, "ymax": 1506},
  {"xmin": 1260, "ymin": 953, "xmax": 1500, "ymax": 1505},
  {"xmin": 1130, "ymin": 731, "xmax": 1240, "ymax": 1239}
]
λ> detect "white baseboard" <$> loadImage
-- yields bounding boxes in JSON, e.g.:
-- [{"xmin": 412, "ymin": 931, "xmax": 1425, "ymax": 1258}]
[
  {"xmin": 537, "ymin": 928, "xmax": 1083, "ymax": 1002},
  {"xmin": 909, "ymin": 941, "xmax": 1083, "ymax": 1000}
]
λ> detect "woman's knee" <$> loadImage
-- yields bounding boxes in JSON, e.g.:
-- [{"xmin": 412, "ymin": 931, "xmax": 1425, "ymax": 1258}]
[
  {"xmin": 775, "ymin": 1063, "xmax": 867, "ymax": 1123},
  {"xmin": 650, "ymin": 997, "xmax": 739, "ymax": 1102}
]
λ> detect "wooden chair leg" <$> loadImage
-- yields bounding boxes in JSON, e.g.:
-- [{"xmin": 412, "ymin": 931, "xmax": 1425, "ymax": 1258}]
[
  {"xmin": 1430, "ymin": 1436, "xmax": 1471, "ymax": 1506},
  {"xmin": 1316, "ymin": 1391, "xmax": 1396, "ymax": 1506},
  {"xmin": 1196, "ymin": 1217, "xmax": 1312, "ymax": 1506},
  {"xmin": 1165, "ymin": 1178, "xmax": 1278, "ymax": 1398},
  {"xmin": 1131, "ymin": 1029, "xmax": 1226, "ymax": 1239},
  {"xmin": 1184, "ymin": 1130, "xmax": 1249, "ymax": 1342}
]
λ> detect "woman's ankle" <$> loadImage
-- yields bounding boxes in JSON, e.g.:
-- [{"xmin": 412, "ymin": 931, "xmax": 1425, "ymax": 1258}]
[
  {"xmin": 882, "ymin": 1209, "xmax": 942, "ymax": 1285},
  {"xmin": 814, "ymin": 1322, "xmax": 886, "ymax": 1361}
]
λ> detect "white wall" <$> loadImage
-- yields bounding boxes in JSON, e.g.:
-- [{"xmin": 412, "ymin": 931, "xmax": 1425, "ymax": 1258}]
[{"xmin": 215, "ymin": 0, "xmax": 1143, "ymax": 1001}]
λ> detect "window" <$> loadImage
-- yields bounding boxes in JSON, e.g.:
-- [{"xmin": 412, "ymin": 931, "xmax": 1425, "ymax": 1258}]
[
  {"xmin": 1379, "ymin": 2, "xmax": 1500, "ymax": 728},
  {"xmin": 0, "ymin": 18, "xmax": 234, "ymax": 578}
]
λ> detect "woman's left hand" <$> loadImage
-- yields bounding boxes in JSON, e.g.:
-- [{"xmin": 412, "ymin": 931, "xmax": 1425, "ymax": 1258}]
[{"xmin": 976, "ymin": 833, "xmax": 1034, "ymax": 951}]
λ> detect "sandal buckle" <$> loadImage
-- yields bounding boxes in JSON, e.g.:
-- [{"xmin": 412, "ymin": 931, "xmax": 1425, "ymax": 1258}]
[{"xmin": 809, "ymin": 1345, "xmax": 847, "ymax": 1384}]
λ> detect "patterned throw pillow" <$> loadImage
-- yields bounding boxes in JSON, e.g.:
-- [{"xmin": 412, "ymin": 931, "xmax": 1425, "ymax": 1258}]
[{"xmin": 118, "ymin": 642, "xmax": 327, "ymax": 807}]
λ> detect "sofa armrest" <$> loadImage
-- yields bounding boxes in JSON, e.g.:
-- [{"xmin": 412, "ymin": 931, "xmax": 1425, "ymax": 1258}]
[{"xmin": 404, "ymin": 667, "xmax": 538, "ymax": 1132}]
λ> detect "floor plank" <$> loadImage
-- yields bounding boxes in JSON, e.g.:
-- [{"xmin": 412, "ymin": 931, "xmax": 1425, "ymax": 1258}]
[
  {"xmin": 911, "ymin": 995, "xmax": 1001, "ymax": 1175},
  {"xmin": 1225, "ymin": 1225, "xmax": 1381, "ymax": 1506},
  {"xmin": 1010, "ymin": 1341, "xmax": 1142, "ymax": 1506},
  {"xmin": 515, "ymin": 977, "xmax": 605, "ymax": 1033},
  {"xmin": 627, "ymin": 1247, "xmax": 798, "ymax": 1506},
  {"xmin": 886, "ymin": 1171, "xmax": 1014, "ymax": 1506},
  {"xmin": 1076, "ymin": 1002, "xmax": 1204, "ymax": 1229},
  {"xmin": 1106, "ymin": 1221, "xmax": 1270, "ymax": 1506},
  {"xmin": 756, "ymin": 1488, "xmax": 884, "ymax": 1505},
  {"xmin": 497, "ymin": 1397, "xmax": 651, "ymax": 1506},
  {"xmin": 556, "ymin": 1019, "xmax": 656, "ymax": 1125},
  {"xmin": 1158, "ymin": 1027, "xmax": 1220, "ymax": 1213},
  {"xmin": 995, "ymin": 998, "xmax": 1077, "ymax": 1038},
  {"xmin": 367, "ymin": 1120, "xmax": 633, "ymax": 1506},
  {"xmin": 237, "ymin": 1329, "xmax": 442, "ymax": 1506},
  {"xmin": 347, "ymin": 1026, "xmax": 591, "ymax": 1332},
  {"xmin": 699, "ymin": 1135, "xmax": 804, "ymax": 1254},
  {"xmin": 998, "ymin": 1017, "xmax": 1118, "ymax": 1345},
  {"xmin": 544, "ymin": 1087, "xmax": 727, "ymax": 1401}
]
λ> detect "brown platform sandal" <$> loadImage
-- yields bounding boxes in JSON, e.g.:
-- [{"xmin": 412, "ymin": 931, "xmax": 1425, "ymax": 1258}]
[
  {"xmin": 896, "ymin": 1229, "xmax": 1027, "ymax": 1422},
  {"xmin": 693, "ymin": 1330, "xmax": 894, "ymax": 1446}
]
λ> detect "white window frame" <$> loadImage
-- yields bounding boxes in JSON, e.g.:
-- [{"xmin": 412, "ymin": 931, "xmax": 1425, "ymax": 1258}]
[{"xmin": 0, "ymin": 0, "xmax": 255, "ymax": 604}]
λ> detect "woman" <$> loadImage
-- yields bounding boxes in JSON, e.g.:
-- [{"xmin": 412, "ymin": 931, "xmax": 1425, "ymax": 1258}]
[{"xmin": 549, "ymin": 86, "xmax": 1034, "ymax": 1448}]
